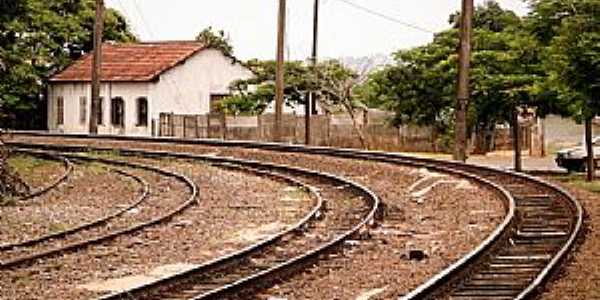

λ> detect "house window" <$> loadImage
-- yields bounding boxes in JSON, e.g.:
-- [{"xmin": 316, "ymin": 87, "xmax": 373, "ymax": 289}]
[
  {"xmin": 136, "ymin": 97, "xmax": 148, "ymax": 126},
  {"xmin": 56, "ymin": 96, "xmax": 64, "ymax": 125},
  {"xmin": 210, "ymin": 94, "xmax": 227, "ymax": 113},
  {"xmin": 111, "ymin": 97, "xmax": 125, "ymax": 127},
  {"xmin": 79, "ymin": 96, "xmax": 87, "ymax": 125},
  {"xmin": 97, "ymin": 97, "xmax": 104, "ymax": 125}
]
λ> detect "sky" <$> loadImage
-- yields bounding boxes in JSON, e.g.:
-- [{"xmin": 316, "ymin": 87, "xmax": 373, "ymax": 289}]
[{"xmin": 105, "ymin": 0, "xmax": 530, "ymax": 61}]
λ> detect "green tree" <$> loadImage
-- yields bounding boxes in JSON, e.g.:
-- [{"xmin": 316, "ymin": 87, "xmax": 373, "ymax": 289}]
[
  {"xmin": 0, "ymin": 0, "xmax": 136, "ymax": 129},
  {"xmin": 450, "ymin": 0, "xmax": 520, "ymax": 32},
  {"xmin": 195, "ymin": 26, "xmax": 234, "ymax": 57},
  {"xmin": 357, "ymin": 30, "xmax": 456, "ymax": 148},
  {"xmin": 528, "ymin": 0, "xmax": 600, "ymax": 179},
  {"xmin": 222, "ymin": 59, "xmax": 360, "ymax": 112},
  {"xmin": 222, "ymin": 59, "xmax": 313, "ymax": 115},
  {"xmin": 220, "ymin": 59, "xmax": 370, "ymax": 146},
  {"xmin": 358, "ymin": 1, "xmax": 542, "ymax": 155}
]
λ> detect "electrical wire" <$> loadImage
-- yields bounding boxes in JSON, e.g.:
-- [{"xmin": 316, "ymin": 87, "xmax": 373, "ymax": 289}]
[
  {"xmin": 334, "ymin": 0, "xmax": 435, "ymax": 34},
  {"xmin": 128, "ymin": 0, "xmax": 191, "ymax": 112}
]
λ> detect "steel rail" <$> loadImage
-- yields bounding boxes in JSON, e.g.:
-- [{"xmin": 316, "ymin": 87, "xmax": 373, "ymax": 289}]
[
  {"xmin": 9, "ymin": 142, "xmax": 379, "ymax": 300},
  {"xmin": 8, "ymin": 140, "xmax": 512, "ymax": 300},
  {"xmin": 11, "ymin": 149, "xmax": 73, "ymax": 200},
  {"xmin": 0, "ymin": 150, "xmax": 150, "ymax": 252},
  {"xmin": 6, "ymin": 131, "xmax": 583, "ymax": 299},
  {"xmin": 0, "ymin": 150, "xmax": 199, "ymax": 270},
  {"xmin": 99, "ymin": 163, "xmax": 328, "ymax": 300}
]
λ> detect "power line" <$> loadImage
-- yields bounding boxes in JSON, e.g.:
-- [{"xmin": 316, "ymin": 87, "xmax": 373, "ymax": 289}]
[
  {"xmin": 334, "ymin": 0, "xmax": 434, "ymax": 34},
  {"xmin": 128, "ymin": 0, "xmax": 190, "ymax": 113},
  {"xmin": 131, "ymin": 0, "xmax": 154, "ymax": 38}
]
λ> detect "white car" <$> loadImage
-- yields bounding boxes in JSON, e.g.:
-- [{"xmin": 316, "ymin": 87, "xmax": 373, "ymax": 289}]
[{"xmin": 556, "ymin": 136, "xmax": 600, "ymax": 172}]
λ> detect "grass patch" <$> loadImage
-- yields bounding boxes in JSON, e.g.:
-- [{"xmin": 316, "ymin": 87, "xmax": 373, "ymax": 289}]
[
  {"xmin": 7, "ymin": 154, "xmax": 53, "ymax": 177},
  {"xmin": 48, "ymin": 222, "xmax": 68, "ymax": 233},
  {"xmin": 554, "ymin": 175, "xmax": 600, "ymax": 194},
  {"xmin": 284, "ymin": 187, "xmax": 308, "ymax": 200},
  {"xmin": 570, "ymin": 180, "xmax": 600, "ymax": 194},
  {"xmin": 86, "ymin": 149, "xmax": 122, "ymax": 160},
  {"xmin": 399, "ymin": 152, "xmax": 452, "ymax": 160},
  {"xmin": 83, "ymin": 162, "xmax": 110, "ymax": 175},
  {"xmin": 0, "ymin": 196, "xmax": 18, "ymax": 206}
]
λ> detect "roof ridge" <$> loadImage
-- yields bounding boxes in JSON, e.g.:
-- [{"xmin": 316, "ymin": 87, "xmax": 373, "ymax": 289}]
[
  {"xmin": 107, "ymin": 40, "xmax": 203, "ymax": 45},
  {"xmin": 50, "ymin": 42, "xmax": 207, "ymax": 83}
]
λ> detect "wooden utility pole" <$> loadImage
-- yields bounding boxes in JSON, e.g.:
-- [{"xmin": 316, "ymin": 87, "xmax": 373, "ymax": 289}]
[
  {"xmin": 89, "ymin": 0, "xmax": 104, "ymax": 135},
  {"xmin": 585, "ymin": 117, "xmax": 594, "ymax": 181},
  {"xmin": 453, "ymin": 0, "xmax": 474, "ymax": 162},
  {"xmin": 274, "ymin": 0, "xmax": 286, "ymax": 142},
  {"xmin": 512, "ymin": 107, "xmax": 522, "ymax": 172},
  {"xmin": 306, "ymin": 0, "xmax": 319, "ymax": 145}
]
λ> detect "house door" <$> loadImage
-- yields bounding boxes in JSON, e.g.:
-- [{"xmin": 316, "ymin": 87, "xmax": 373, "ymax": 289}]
[{"xmin": 111, "ymin": 97, "xmax": 125, "ymax": 134}]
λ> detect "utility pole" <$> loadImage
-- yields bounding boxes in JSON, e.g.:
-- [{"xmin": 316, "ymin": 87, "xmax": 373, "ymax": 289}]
[
  {"xmin": 89, "ymin": 0, "xmax": 104, "ymax": 135},
  {"xmin": 512, "ymin": 107, "xmax": 522, "ymax": 172},
  {"xmin": 306, "ymin": 0, "xmax": 319, "ymax": 145},
  {"xmin": 274, "ymin": 0, "xmax": 286, "ymax": 142},
  {"xmin": 585, "ymin": 117, "xmax": 594, "ymax": 181},
  {"xmin": 453, "ymin": 0, "xmax": 474, "ymax": 162}
]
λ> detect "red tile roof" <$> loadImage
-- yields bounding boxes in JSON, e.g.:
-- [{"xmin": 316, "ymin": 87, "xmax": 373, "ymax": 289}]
[{"xmin": 50, "ymin": 41, "xmax": 206, "ymax": 82}]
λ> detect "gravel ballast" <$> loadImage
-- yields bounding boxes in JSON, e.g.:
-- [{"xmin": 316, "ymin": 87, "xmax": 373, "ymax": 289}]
[
  {"xmin": 0, "ymin": 157, "xmax": 314, "ymax": 300},
  {"xmin": 7, "ymin": 136, "xmax": 508, "ymax": 299},
  {"xmin": 536, "ymin": 177, "xmax": 599, "ymax": 300},
  {"xmin": 0, "ymin": 162, "xmax": 138, "ymax": 245}
]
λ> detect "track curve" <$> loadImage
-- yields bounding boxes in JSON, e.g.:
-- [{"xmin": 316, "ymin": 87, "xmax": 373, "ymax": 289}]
[
  {"xmin": 8, "ymin": 143, "xmax": 380, "ymax": 300},
  {"xmin": 12, "ymin": 149, "xmax": 73, "ymax": 200},
  {"xmin": 0, "ymin": 150, "xmax": 198, "ymax": 270},
  {"xmin": 5, "ymin": 132, "xmax": 583, "ymax": 299},
  {"xmin": 0, "ymin": 151, "xmax": 150, "ymax": 252}
]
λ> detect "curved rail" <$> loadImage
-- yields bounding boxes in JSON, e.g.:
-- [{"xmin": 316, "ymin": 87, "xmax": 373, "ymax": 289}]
[
  {"xmin": 5, "ymin": 132, "xmax": 583, "ymax": 299},
  {"xmin": 0, "ymin": 150, "xmax": 198, "ymax": 270},
  {"xmin": 100, "ymin": 164, "xmax": 329, "ymax": 300},
  {"xmin": 0, "ymin": 152, "xmax": 150, "ymax": 251},
  {"xmin": 9, "ymin": 143, "xmax": 379, "ymax": 300},
  {"xmin": 12, "ymin": 149, "xmax": 73, "ymax": 200}
]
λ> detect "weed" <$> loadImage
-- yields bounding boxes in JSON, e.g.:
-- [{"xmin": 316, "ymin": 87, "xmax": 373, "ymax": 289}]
[
  {"xmin": 48, "ymin": 222, "xmax": 67, "ymax": 233},
  {"xmin": 7, "ymin": 154, "xmax": 53, "ymax": 177},
  {"xmin": 0, "ymin": 196, "xmax": 17, "ymax": 206}
]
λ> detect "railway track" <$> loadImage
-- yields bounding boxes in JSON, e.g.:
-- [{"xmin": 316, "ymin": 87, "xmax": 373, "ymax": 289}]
[
  {"xmin": 8, "ymin": 143, "xmax": 380, "ymax": 300},
  {"xmin": 12, "ymin": 150, "xmax": 73, "ymax": 200},
  {"xmin": 0, "ymin": 156, "xmax": 150, "ymax": 253},
  {"xmin": 6, "ymin": 132, "xmax": 583, "ymax": 299},
  {"xmin": 0, "ymin": 150, "xmax": 198, "ymax": 269}
]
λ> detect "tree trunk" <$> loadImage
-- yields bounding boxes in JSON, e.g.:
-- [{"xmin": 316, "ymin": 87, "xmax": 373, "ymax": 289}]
[
  {"xmin": 473, "ymin": 122, "xmax": 495, "ymax": 155},
  {"xmin": 473, "ymin": 123, "xmax": 485, "ymax": 154},
  {"xmin": 0, "ymin": 134, "xmax": 30, "ymax": 200},
  {"xmin": 485, "ymin": 123, "xmax": 496, "ymax": 152},
  {"xmin": 345, "ymin": 106, "xmax": 367, "ymax": 149},
  {"xmin": 512, "ymin": 108, "xmax": 522, "ymax": 172},
  {"xmin": 585, "ymin": 117, "xmax": 595, "ymax": 181}
]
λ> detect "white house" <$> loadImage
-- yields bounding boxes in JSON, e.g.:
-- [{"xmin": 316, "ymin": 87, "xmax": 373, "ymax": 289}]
[{"xmin": 48, "ymin": 41, "xmax": 253, "ymax": 136}]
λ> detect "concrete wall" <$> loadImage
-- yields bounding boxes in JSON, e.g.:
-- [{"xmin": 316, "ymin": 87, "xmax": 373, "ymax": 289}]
[
  {"xmin": 544, "ymin": 115, "xmax": 600, "ymax": 151},
  {"xmin": 159, "ymin": 111, "xmax": 442, "ymax": 152},
  {"xmin": 48, "ymin": 49, "xmax": 254, "ymax": 136}
]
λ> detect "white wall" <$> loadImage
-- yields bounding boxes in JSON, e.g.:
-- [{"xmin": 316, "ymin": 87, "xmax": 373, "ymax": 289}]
[
  {"xmin": 48, "ymin": 82, "xmax": 152, "ymax": 136},
  {"xmin": 152, "ymin": 49, "xmax": 254, "ymax": 119},
  {"xmin": 48, "ymin": 49, "xmax": 253, "ymax": 136}
]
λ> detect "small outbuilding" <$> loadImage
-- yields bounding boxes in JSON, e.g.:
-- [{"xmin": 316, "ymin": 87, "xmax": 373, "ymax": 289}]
[{"xmin": 48, "ymin": 41, "xmax": 253, "ymax": 136}]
